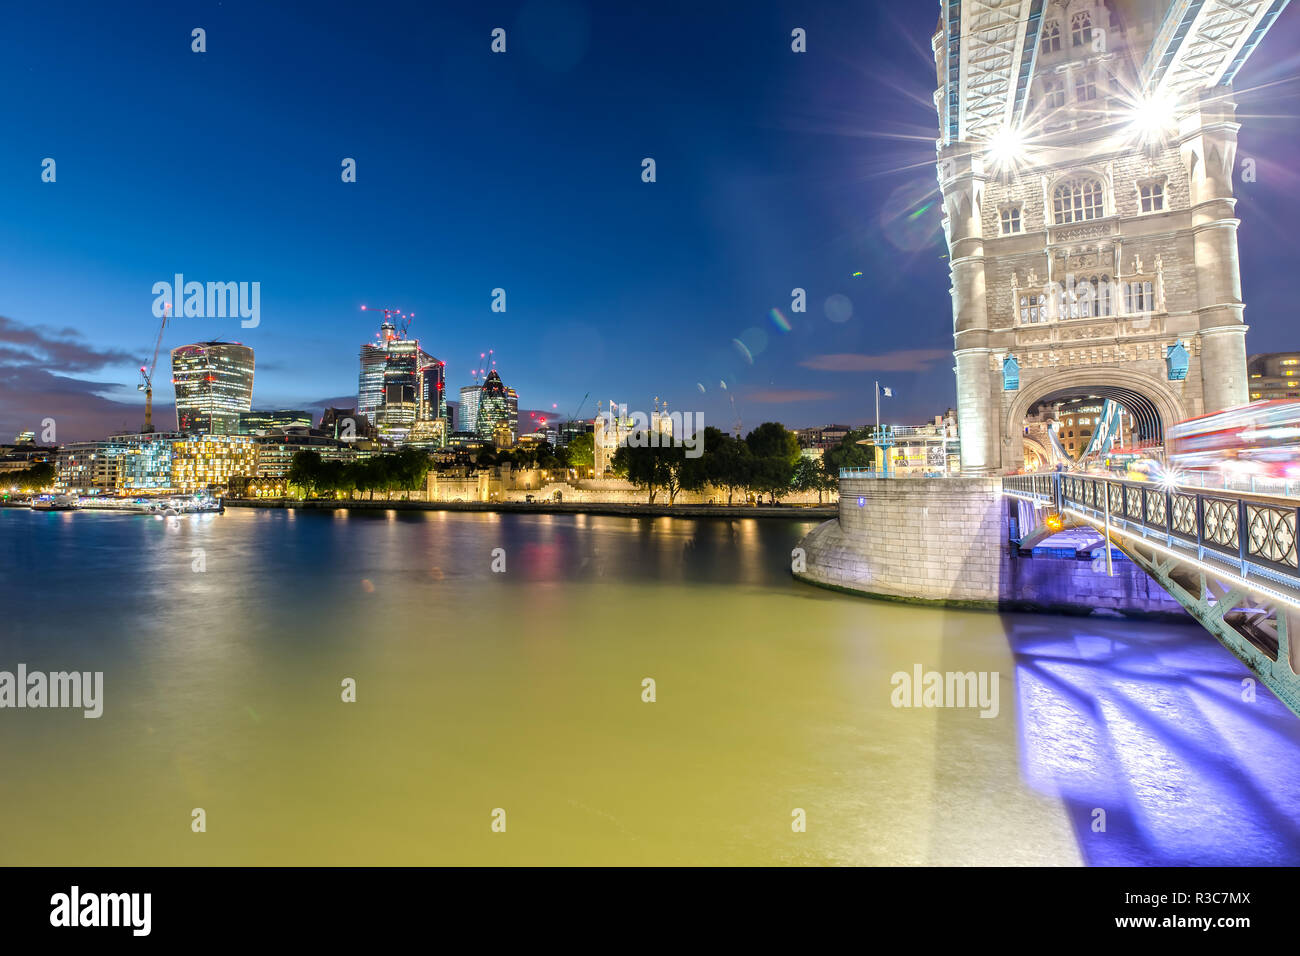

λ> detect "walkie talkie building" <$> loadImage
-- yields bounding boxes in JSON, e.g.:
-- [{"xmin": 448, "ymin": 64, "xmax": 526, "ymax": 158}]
[{"xmin": 171, "ymin": 341, "xmax": 255, "ymax": 436}]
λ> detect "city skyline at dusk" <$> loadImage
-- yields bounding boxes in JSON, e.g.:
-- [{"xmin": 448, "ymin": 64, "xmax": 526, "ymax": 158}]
[{"xmin": 4, "ymin": 2, "xmax": 1298, "ymax": 442}]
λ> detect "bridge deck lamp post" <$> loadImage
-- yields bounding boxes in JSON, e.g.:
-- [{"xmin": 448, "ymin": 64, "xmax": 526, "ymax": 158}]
[
  {"xmin": 874, "ymin": 381, "xmax": 894, "ymax": 477},
  {"xmin": 876, "ymin": 426, "xmax": 895, "ymax": 479}
]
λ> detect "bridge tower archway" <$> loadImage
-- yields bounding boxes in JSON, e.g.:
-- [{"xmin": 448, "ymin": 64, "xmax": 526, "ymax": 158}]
[{"xmin": 1002, "ymin": 367, "xmax": 1190, "ymax": 473}]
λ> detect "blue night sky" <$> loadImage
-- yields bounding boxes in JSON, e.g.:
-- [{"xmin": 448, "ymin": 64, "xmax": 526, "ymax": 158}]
[{"xmin": 2, "ymin": 1, "xmax": 1299, "ymax": 441}]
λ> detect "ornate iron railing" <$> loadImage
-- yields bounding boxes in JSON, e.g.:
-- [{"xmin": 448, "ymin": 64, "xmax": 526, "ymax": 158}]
[{"xmin": 1003, "ymin": 473, "xmax": 1300, "ymax": 587}]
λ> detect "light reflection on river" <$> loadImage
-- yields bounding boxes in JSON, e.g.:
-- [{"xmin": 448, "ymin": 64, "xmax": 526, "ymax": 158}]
[{"xmin": 1, "ymin": 507, "xmax": 1298, "ymax": 865}]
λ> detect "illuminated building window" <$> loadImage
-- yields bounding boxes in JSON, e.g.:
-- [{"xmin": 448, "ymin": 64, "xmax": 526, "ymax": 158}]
[
  {"xmin": 1041, "ymin": 22, "xmax": 1061, "ymax": 54},
  {"xmin": 1052, "ymin": 177, "xmax": 1104, "ymax": 224},
  {"xmin": 1000, "ymin": 206, "xmax": 1022, "ymax": 235}
]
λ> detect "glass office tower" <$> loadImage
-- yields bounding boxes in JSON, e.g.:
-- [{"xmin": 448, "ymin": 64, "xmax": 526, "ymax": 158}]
[
  {"xmin": 475, "ymin": 370, "xmax": 510, "ymax": 442},
  {"xmin": 171, "ymin": 341, "xmax": 255, "ymax": 435},
  {"xmin": 459, "ymin": 385, "xmax": 481, "ymax": 441},
  {"xmin": 374, "ymin": 339, "xmax": 434, "ymax": 443},
  {"xmin": 357, "ymin": 320, "xmax": 394, "ymax": 427},
  {"xmin": 421, "ymin": 360, "xmax": 447, "ymax": 425}
]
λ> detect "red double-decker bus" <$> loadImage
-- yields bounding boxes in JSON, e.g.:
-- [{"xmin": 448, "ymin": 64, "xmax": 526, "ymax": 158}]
[{"xmin": 1168, "ymin": 401, "xmax": 1300, "ymax": 479}]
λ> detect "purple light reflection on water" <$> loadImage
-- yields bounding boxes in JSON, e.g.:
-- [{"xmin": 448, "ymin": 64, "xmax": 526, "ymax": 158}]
[{"xmin": 1007, "ymin": 615, "xmax": 1300, "ymax": 865}]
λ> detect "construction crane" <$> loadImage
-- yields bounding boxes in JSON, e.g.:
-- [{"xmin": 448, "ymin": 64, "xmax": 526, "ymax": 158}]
[
  {"xmin": 360, "ymin": 305, "xmax": 409, "ymax": 342},
  {"xmin": 138, "ymin": 303, "xmax": 170, "ymax": 433},
  {"xmin": 569, "ymin": 391, "xmax": 590, "ymax": 424}
]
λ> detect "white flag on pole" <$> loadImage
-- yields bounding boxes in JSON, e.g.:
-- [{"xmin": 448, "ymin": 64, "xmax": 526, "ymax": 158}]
[{"xmin": 882, "ymin": 386, "xmax": 893, "ymax": 398}]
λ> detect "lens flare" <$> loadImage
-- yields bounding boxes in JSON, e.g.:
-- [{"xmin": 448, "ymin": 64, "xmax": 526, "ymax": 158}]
[
  {"xmin": 984, "ymin": 125, "xmax": 1028, "ymax": 175},
  {"xmin": 1126, "ymin": 89, "xmax": 1178, "ymax": 145}
]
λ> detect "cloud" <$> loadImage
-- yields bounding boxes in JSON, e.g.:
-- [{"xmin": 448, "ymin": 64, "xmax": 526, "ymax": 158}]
[
  {"xmin": 0, "ymin": 366, "xmax": 143, "ymax": 441},
  {"xmin": 0, "ymin": 316, "xmax": 135, "ymax": 372},
  {"xmin": 799, "ymin": 349, "xmax": 951, "ymax": 373},
  {"xmin": 744, "ymin": 388, "xmax": 835, "ymax": 403},
  {"xmin": 0, "ymin": 316, "xmax": 142, "ymax": 441},
  {"xmin": 305, "ymin": 395, "xmax": 356, "ymax": 414}
]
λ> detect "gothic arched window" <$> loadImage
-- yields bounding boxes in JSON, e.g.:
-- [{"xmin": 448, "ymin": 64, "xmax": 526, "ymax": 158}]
[
  {"xmin": 1099, "ymin": 274, "xmax": 1113, "ymax": 316},
  {"xmin": 1071, "ymin": 11, "xmax": 1093, "ymax": 48},
  {"xmin": 1052, "ymin": 177, "xmax": 1105, "ymax": 224},
  {"xmin": 1041, "ymin": 21, "xmax": 1061, "ymax": 54}
]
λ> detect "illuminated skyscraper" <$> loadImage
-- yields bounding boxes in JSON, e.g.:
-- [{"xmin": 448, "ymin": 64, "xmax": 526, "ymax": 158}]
[
  {"xmin": 375, "ymin": 339, "xmax": 435, "ymax": 443},
  {"xmin": 475, "ymin": 370, "xmax": 510, "ymax": 443},
  {"xmin": 171, "ymin": 341, "xmax": 255, "ymax": 436},
  {"xmin": 505, "ymin": 387, "xmax": 518, "ymax": 443},
  {"xmin": 357, "ymin": 316, "xmax": 442, "ymax": 444},
  {"xmin": 420, "ymin": 360, "xmax": 447, "ymax": 426},
  {"xmin": 357, "ymin": 320, "xmax": 394, "ymax": 427},
  {"xmin": 459, "ymin": 385, "xmax": 481, "ymax": 440}
]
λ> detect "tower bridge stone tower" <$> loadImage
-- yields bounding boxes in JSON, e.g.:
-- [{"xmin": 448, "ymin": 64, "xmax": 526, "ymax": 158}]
[{"xmin": 934, "ymin": 0, "xmax": 1287, "ymax": 474}]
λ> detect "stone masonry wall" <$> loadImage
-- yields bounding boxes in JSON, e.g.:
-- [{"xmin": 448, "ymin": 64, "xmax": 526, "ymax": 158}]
[
  {"xmin": 796, "ymin": 477, "xmax": 1006, "ymax": 604},
  {"xmin": 796, "ymin": 476, "xmax": 1188, "ymax": 618}
]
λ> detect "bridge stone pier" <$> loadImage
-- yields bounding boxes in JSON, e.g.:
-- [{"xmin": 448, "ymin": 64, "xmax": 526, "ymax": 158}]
[
  {"xmin": 797, "ymin": 477, "xmax": 1003, "ymax": 604},
  {"xmin": 795, "ymin": 475, "xmax": 1183, "ymax": 617}
]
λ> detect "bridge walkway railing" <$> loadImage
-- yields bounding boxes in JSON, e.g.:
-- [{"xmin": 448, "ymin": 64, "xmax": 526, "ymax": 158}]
[
  {"xmin": 1004, "ymin": 473, "xmax": 1300, "ymax": 595},
  {"xmin": 1003, "ymin": 471, "xmax": 1300, "ymax": 715}
]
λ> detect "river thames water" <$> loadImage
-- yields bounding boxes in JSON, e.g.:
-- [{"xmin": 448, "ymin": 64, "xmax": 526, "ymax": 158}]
[{"xmin": 2, "ymin": 506, "xmax": 1299, "ymax": 866}]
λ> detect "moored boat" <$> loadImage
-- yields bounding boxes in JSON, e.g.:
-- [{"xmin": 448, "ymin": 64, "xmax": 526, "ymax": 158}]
[{"xmin": 30, "ymin": 494, "xmax": 79, "ymax": 511}]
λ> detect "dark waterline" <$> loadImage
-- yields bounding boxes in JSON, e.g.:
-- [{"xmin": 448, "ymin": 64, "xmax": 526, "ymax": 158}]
[{"xmin": 1, "ymin": 507, "xmax": 1298, "ymax": 865}]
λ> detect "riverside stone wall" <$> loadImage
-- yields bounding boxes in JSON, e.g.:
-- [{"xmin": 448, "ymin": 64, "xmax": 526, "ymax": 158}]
[
  {"xmin": 423, "ymin": 470, "xmax": 831, "ymax": 506},
  {"xmin": 795, "ymin": 476, "xmax": 1186, "ymax": 618}
]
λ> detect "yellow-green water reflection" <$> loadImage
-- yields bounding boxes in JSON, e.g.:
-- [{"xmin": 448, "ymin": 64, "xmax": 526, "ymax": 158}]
[{"xmin": 2, "ymin": 507, "xmax": 1295, "ymax": 865}]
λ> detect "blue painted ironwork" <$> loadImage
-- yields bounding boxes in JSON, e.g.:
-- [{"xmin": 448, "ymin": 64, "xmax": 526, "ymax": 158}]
[
  {"xmin": 1002, "ymin": 355, "xmax": 1020, "ymax": 391},
  {"xmin": 1004, "ymin": 471, "xmax": 1300, "ymax": 716},
  {"xmin": 1003, "ymin": 472, "xmax": 1300, "ymax": 589},
  {"xmin": 945, "ymin": 1, "xmax": 962, "ymax": 144},
  {"xmin": 1144, "ymin": 0, "xmax": 1206, "ymax": 94},
  {"xmin": 1166, "ymin": 339, "xmax": 1189, "ymax": 381},
  {"xmin": 1222, "ymin": 0, "xmax": 1292, "ymax": 86},
  {"xmin": 1011, "ymin": 0, "xmax": 1045, "ymax": 123}
]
